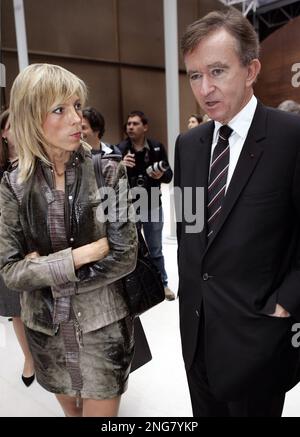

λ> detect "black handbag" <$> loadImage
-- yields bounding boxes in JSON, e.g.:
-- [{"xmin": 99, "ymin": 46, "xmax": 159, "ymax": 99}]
[
  {"xmin": 92, "ymin": 153, "xmax": 165, "ymax": 317},
  {"xmin": 122, "ymin": 228, "xmax": 165, "ymax": 317}
]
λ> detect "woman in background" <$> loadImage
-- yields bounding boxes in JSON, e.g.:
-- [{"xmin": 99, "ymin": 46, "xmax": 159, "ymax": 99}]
[
  {"xmin": 0, "ymin": 109, "xmax": 35, "ymax": 387},
  {"xmin": 187, "ymin": 113, "xmax": 203, "ymax": 129}
]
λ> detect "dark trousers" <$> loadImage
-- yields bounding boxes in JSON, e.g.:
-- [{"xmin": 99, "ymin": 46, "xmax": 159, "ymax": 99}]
[{"xmin": 186, "ymin": 313, "xmax": 285, "ymax": 417}]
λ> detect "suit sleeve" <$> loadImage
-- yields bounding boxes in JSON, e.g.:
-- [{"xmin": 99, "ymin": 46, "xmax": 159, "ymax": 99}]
[
  {"xmin": 174, "ymin": 134, "xmax": 182, "ymax": 246},
  {"xmin": 276, "ymin": 146, "xmax": 300, "ymax": 320}
]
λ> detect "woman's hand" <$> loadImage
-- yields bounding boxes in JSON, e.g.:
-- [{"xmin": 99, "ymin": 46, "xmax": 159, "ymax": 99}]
[{"xmin": 72, "ymin": 237, "xmax": 109, "ymax": 269}]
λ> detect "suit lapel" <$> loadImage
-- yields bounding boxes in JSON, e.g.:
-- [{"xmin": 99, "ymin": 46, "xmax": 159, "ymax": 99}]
[{"xmin": 206, "ymin": 102, "xmax": 267, "ymax": 250}]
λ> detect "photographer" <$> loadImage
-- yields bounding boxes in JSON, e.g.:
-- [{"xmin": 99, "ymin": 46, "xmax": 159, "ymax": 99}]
[{"xmin": 118, "ymin": 110, "xmax": 175, "ymax": 301}]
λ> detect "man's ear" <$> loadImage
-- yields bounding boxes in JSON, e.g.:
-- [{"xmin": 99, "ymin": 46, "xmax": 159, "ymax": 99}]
[
  {"xmin": 144, "ymin": 124, "xmax": 149, "ymax": 134},
  {"xmin": 246, "ymin": 58, "xmax": 261, "ymax": 86}
]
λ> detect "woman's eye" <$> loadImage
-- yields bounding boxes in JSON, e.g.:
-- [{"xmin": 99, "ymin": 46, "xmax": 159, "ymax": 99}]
[
  {"xmin": 75, "ymin": 102, "xmax": 82, "ymax": 111},
  {"xmin": 53, "ymin": 107, "xmax": 63, "ymax": 114}
]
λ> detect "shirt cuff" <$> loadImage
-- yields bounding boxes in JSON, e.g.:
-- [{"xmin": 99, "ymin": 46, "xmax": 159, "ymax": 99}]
[
  {"xmin": 47, "ymin": 248, "xmax": 78, "ymax": 285},
  {"xmin": 51, "ymin": 283, "xmax": 77, "ymax": 298}
]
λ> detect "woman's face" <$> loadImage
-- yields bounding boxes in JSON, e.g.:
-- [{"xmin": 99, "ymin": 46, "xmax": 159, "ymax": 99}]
[
  {"xmin": 42, "ymin": 95, "xmax": 83, "ymax": 156},
  {"xmin": 2, "ymin": 118, "xmax": 17, "ymax": 160},
  {"xmin": 188, "ymin": 116, "xmax": 200, "ymax": 129}
]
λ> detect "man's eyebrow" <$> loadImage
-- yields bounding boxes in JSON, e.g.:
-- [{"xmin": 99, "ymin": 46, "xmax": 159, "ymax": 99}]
[
  {"xmin": 187, "ymin": 70, "xmax": 200, "ymax": 76},
  {"xmin": 207, "ymin": 62, "xmax": 228, "ymax": 69}
]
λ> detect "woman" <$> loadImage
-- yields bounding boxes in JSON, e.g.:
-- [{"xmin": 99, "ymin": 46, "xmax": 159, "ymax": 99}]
[
  {"xmin": 0, "ymin": 110, "xmax": 35, "ymax": 386},
  {"xmin": 187, "ymin": 114, "xmax": 203, "ymax": 129},
  {"xmin": 0, "ymin": 64, "xmax": 137, "ymax": 417}
]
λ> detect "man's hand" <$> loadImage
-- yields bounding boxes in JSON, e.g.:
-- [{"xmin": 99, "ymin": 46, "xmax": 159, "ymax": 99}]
[
  {"xmin": 148, "ymin": 169, "xmax": 164, "ymax": 179},
  {"xmin": 269, "ymin": 303, "xmax": 290, "ymax": 318},
  {"xmin": 122, "ymin": 152, "xmax": 136, "ymax": 168}
]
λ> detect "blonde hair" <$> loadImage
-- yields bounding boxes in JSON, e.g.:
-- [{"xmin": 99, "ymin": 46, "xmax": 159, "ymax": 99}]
[{"xmin": 9, "ymin": 63, "xmax": 88, "ymax": 183}]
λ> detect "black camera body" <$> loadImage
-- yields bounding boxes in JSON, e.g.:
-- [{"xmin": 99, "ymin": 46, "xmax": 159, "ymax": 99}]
[{"xmin": 130, "ymin": 174, "xmax": 148, "ymax": 188}]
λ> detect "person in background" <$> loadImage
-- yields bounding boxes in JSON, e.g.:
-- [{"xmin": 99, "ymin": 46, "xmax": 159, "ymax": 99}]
[
  {"xmin": 202, "ymin": 113, "xmax": 211, "ymax": 123},
  {"xmin": 0, "ymin": 109, "xmax": 35, "ymax": 387},
  {"xmin": 118, "ymin": 110, "xmax": 175, "ymax": 301},
  {"xmin": 188, "ymin": 114, "xmax": 203, "ymax": 129},
  {"xmin": 277, "ymin": 99, "xmax": 300, "ymax": 114},
  {"xmin": 82, "ymin": 106, "xmax": 121, "ymax": 156},
  {"xmin": 0, "ymin": 64, "xmax": 137, "ymax": 417},
  {"xmin": 175, "ymin": 7, "xmax": 300, "ymax": 417}
]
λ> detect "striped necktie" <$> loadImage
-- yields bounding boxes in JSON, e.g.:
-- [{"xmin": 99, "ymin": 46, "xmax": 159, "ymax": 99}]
[{"xmin": 207, "ymin": 125, "xmax": 233, "ymax": 239}]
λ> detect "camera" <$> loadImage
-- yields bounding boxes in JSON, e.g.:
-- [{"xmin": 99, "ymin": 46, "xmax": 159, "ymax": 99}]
[
  {"xmin": 146, "ymin": 161, "xmax": 169, "ymax": 176},
  {"xmin": 131, "ymin": 174, "xmax": 147, "ymax": 188}
]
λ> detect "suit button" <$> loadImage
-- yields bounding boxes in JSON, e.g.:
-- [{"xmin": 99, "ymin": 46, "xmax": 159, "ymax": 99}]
[
  {"xmin": 196, "ymin": 310, "xmax": 200, "ymax": 317},
  {"xmin": 77, "ymin": 312, "xmax": 81, "ymax": 317},
  {"xmin": 203, "ymin": 273, "xmax": 209, "ymax": 281}
]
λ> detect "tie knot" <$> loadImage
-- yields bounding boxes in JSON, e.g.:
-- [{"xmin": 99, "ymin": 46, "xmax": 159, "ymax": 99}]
[{"xmin": 218, "ymin": 125, "xmax": 233, "ymax": 141}]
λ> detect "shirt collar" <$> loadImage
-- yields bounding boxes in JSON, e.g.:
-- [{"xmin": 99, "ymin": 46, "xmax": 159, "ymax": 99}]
[
  {"xmin": 213, "ymin": 95, "xmax": 257, "ymax": 142},
  {"xmin": 101, "ymin": 142, "xmax": 113, "ymax": 154},
  {"xmin": 132, "ymin": 138, "xmax": 150, "ymax": 151}
]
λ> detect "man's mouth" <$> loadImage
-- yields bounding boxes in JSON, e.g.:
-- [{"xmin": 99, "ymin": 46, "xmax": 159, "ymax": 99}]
[{"xmin": 206, "ymin": 101, "xmax": 220, "ymax": 108}]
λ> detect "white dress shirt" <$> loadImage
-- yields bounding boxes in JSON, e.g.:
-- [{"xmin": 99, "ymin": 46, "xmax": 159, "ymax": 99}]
[{"xmin": 211, "ymin": 95, "xmax": 258, "ymax": 192}]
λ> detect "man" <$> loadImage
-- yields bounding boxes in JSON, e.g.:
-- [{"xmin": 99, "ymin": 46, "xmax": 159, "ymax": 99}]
[
  {"xmin": 175, "ymin": 7, "xmax": 300, "ymax": 417},
  {"xmin": 82, "ymin": 106, "xmax": 121, "ymax": 156},
  {"xmin": 118, "ymin": 110, "xmax": 175, "ymax": 301}
]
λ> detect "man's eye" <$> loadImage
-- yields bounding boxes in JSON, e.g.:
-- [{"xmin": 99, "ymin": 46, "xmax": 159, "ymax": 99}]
[
  {"xmin": 211, "ymin": 68, "xmax": 224, "ymax": 76},
  {"xmin": 190, "ymin": 73, "xmax": 202, "ymax": 81}
]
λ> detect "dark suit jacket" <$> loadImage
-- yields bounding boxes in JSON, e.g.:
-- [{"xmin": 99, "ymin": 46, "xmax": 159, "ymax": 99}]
[{"xmin": 174, "ymin": 101, "xmax": 300, "ymax": 401}]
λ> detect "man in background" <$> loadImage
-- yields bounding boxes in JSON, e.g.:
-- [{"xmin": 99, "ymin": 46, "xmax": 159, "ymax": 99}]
[
  {"xmin": 82, "ymin": 107, "xmax": 121, "ymax": 156},
  {"xmin": 118, "ymin": 110, "xmax": 175, "ymax": 301}
]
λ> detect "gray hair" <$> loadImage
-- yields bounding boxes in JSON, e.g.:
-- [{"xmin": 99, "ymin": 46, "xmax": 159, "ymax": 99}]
[{"xmin": 181, "ymin": 7, "xmax": 260, "ymax": 66}]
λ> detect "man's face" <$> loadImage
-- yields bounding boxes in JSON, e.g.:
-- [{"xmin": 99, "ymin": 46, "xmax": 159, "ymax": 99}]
[
  {"xmin": 184, "ymin": 28, "xmax": 260, "ymax": 124},
  {"xmin": 82, "ymin": 117, "xmax": 100, "ymax": 148},
  {"xmin": 126, "ymin": 116, "xmax": 148, "ymax": 143}
]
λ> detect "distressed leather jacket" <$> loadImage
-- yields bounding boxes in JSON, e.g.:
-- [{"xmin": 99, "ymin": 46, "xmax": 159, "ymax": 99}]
[{"xmin": 0, "ymin": 147, "xmax": 137, "ymax": 335}]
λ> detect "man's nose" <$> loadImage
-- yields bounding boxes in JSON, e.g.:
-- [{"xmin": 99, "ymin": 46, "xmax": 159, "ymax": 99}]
[{"xmin": 199, "ymin": 76, "xmax": 215, "ymax": 97}]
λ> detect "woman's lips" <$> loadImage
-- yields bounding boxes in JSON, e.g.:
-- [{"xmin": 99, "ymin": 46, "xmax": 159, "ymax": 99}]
[{"xmin": 71, "ymin": 132, "xmax": 82, "ymax": 139}]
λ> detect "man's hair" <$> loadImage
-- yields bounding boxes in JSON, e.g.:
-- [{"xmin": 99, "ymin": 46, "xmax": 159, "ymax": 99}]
[
  {"xmin": 9, "ymin": 63, "xmax": 88, "ymax": 183},
  {"xmin": 277, "ymin": 100, "xmax": 300, "ymax": 114},
  {"xmin": 127, "ymin": 110, "xmax": 148, "ymax": 125},
  {"xmin": 0, "ymin": 109, "xmax": 10, "ymax": 169},
  {"xmin": 181, "ymin": 7, "xmax": 260, "ymax": 66},
  {"xmin": 82, "ymin": 107, "xmax": 105, "ymax": 139}
]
